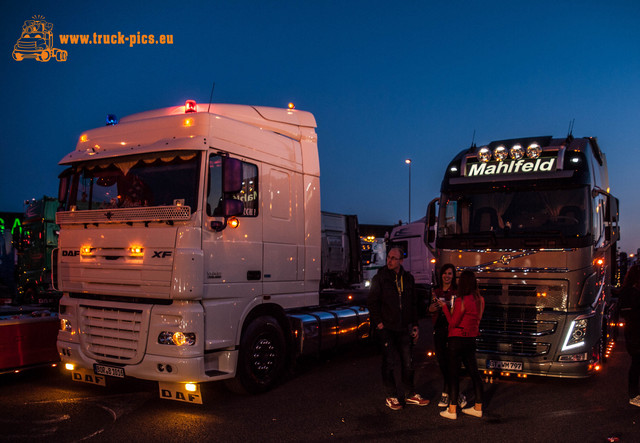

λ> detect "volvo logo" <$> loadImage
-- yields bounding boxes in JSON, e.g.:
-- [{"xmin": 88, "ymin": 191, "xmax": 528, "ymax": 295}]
[{"xmin": 499, "ymin": 255, "xmax": 512, "ymax": 265}]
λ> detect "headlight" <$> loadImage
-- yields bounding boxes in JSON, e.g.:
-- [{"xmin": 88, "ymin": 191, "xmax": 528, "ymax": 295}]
[
  {"xmin": 158, "ymin": 331, "xmax": 196, "ymax": 346},
  {"xmin": 562, "ymin": 317, "xmax": 589, "ymax": 351},
  {"xmin": 60, "ymin": 318, "xmax": 72, "ymax": 332}
]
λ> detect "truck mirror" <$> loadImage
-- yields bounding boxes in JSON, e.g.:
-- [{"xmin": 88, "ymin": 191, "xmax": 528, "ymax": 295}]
[
  {"xmin": 223, "ymin": 158, "xmax": 243, "ymax": 193},
  {"xmin": 57, "ymin": 168, "xmax": 72, "ymax": 206},
  {"xmin": 210, "ymin": 199, "xmax": 244, "ymax": 232},
  {"xmin": 222, "ymin": 199, "xmax": 244, "ymax": 217}
]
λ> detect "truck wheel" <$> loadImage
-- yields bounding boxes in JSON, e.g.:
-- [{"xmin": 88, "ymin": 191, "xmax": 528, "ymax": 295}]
[
  {"xmin": 36, "ymin": 50, "xmax": 51, "ymax": 62},
  {"xmin": 55, "ymin": 50, "xmax": 67, "ymax": 62},
  {"xmin": 12, "ymin": 51, "xmax": 23, "ymax": 61},
  {"xmin": 232, "ymin": 316, "xmax": 286, "ymax": 394}
]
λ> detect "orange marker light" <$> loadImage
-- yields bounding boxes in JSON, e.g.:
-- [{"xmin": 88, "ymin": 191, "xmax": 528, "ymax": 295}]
[
  {"xmin": 228, "ymin": 217, "xmax": 240, "ymax": 229},
  {"xmin": 288, "ymin": 102, "xmax": 295, "ymax": 109},
  {"xmin": 185, "ymin": 100, "xmax": 197, "ymax": 113}
]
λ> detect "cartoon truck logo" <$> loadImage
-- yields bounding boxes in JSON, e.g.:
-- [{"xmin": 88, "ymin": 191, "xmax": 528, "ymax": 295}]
[{"xmin": 12, "ymin": 16, "xmax": 67, "ymax": 62}]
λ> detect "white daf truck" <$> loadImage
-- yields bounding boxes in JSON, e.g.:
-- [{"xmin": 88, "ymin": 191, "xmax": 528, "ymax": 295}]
[{"xmin": 54, "ymin": 101, "xmax": 370, "ymax": 403}]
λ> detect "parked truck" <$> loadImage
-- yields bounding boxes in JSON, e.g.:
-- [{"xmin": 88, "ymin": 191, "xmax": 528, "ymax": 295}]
[
  {"xmin": 426, "ymin": 135, "xmax": 619, "ymax": 378},
  {"xmin": 54, "ymin": 100, "xmax": 370, "ymax": 403},
  {"xmin": 16, "ymin": 196, "xmax": 61, "ymax": 305}
]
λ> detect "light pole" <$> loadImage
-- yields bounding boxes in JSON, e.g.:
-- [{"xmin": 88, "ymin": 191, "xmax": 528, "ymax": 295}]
[{"xmin": 405, "ymin": 159, "xmax": 412, "ymax": 223}]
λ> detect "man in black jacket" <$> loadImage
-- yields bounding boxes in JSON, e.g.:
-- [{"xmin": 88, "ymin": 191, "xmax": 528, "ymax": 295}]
[{"xmin": 368, "ymin": 247, "xmax": 429, "ymax": 410}]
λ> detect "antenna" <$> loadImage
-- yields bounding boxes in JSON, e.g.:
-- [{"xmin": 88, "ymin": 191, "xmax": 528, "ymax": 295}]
[
  {"xmin": 470, "ymin": 129, "xmax": 476, "ymax": 148},
  {"xmin": 567, "ymin": 119, "xmax": 575, "ymax": 138},
  {"xmin": 207, "ymin": 82, "xmax": 216, "ymax": 113}
]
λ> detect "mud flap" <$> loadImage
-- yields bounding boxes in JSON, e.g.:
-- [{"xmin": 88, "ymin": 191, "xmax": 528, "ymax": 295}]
[
  {"xmin": 71, "ymin": 367, "xmax": 106, "ymax": 386},
  {"xmin": 158, "ymin": 382, "xmax": 203, "ymax": 404}
]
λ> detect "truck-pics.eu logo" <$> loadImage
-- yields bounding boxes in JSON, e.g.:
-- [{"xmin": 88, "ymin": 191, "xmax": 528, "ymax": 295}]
[{"xmin": 12, "ymin": 15, "xmax": 68, "ymax": 62}]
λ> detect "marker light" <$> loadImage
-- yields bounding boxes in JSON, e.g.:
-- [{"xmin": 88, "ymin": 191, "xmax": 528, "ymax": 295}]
[
  {"xmin": 526, "ymin": 143, "xmax": 541, "ymax": 159},
  {"xmin": 129, "ymin": 246, "xmax": 144, "ymax": 256},
  {"xmin": 183, "ymin": 117, "xmax": 194, "ymax": 127},
  {"xmin": 185, "ymin": 100, "xmax": 197, "ymax": 113},
  {"xmin": 80, "ymin": 246, "xmax": 93, "ymax": 256},
  {"xmin": 478, "ymin": 147, "xmax": 492, "ymax": 163},
  {"xmin": 594, "ymin": 258, "xmax": 605, "ymax": 266},
  {"xmin": 185, "ymin": 383, "xmax": 197, "ymax": 392},
  {"xmin": 65, "ymin": 363, "xmax": 75, "ymax": 371},
  {"xmin": 288, "ymin": 102, "xmax": 295, "ymax": 109},
  {"xmin": 510, "ymin": 144, "xmax": 524, "ymax": 160},
  {"xmin": 80, "ymin": 134, "xmax": 88, "ymax": 143},
  {"xmin": 493, "ymin": 145, "xmax": 508, "ymax": 161},
  {"xmin": 228, "ymin": 217, "xmax": 240, "ymax": 229},
  {"xmin": 106, "ymin": 114, "xmax": 118, "ymax": 126}
]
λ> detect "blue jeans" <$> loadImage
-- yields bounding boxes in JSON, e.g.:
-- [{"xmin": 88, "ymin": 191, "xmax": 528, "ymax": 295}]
[{"xmin": 379, "ymin": 328, "xmax": 415, "ymax": 402}]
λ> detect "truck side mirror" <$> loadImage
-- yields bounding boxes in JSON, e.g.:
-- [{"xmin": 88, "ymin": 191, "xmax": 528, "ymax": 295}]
[
  {"xmin": 210, "ymin": 199, "xmax": 244, "ymax": 232},
  {"xmin": 57, "ymin": 168, "xmax": 72, "ymax": 208},
  {"xmin": 425, "ymin": 198, "xmax": 438, "ymax": 247},
  {"xmin": 223, "ymin": 157, "xmax": 243, "ymax": 193}
]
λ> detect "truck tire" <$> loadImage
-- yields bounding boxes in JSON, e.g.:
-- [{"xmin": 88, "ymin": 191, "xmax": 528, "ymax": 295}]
[
  {"xmin": 36, "ymin": 50, "xmax": 51, "ymax": 62},
  {"xmin": 231, "ymin": 315, "xmax": 286, "ymax": 394}
]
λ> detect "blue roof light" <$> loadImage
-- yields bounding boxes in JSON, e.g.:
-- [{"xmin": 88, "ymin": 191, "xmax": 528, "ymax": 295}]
[{"xmin": 106, "ymin": 114, "xmax": 118, "ymax": 126}]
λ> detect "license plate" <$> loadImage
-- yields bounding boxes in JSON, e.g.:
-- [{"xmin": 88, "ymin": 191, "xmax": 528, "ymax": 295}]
[
  {"xmin": 486, "ymin": 360, "xmax": 523, "ymax": 371},
  {"xmin": 94, "ymin": 364, "xmax": 125, "ymax": 378}
]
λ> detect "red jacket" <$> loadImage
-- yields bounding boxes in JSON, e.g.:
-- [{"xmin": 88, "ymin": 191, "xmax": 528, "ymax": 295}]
[{"xmin": 442, "ymin": 293, "xmax": 484, "ymax": 338}]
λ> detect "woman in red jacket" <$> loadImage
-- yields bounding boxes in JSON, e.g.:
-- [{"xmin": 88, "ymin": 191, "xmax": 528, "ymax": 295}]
[{"xmin": 438, "ymin": 270, "xmax": 485, "ymax": 420}]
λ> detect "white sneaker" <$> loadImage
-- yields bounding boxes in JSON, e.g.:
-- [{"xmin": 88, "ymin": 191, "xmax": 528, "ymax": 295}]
[
  {"xmin": 462, "ymin": 406, "xmax": 483, "ymax": 417},
  {"xmin": 440, "ymin": 409, "xmax": 457, "ymax": 420},
  {"xmin": 630, "ymin": 395, "xmax": 640, "ymax": 408},
  {"xmin": 438, "ymin": 393, "xmax": 449, "ymax": 407}
]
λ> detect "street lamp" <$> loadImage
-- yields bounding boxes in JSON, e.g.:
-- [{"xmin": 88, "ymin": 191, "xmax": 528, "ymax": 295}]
[{"xmin": 405, "ymin": 159, "xmax": 412, "ymax": 223}]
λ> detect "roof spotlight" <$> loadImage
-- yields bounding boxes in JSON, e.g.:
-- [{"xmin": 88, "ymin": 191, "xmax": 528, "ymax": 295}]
[
  {"xmin": 527, "ymin": 143, "xmax": 541, "ymax": 159},
  {"xmin": 478, "ymin": 147, "xmax": 492, "ymax": 163},
  {"xmin": 493, "ymin": 145, "xmax": 508, "ymax": 161},
  {"xmin": 510, "ymin": 144, "xmax": 524, "ymax": 160}
]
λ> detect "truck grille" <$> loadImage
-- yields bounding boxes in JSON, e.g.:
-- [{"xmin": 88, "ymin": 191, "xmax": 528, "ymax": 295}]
[
  {"xmin": 79, "ymin": 304, "xmax": 148, "ymax": 363},
  {"xmin": 476, "ymin": 338, "xmax": 551, "ymax": 356},
  {"xmin": 478, "ymin": 304, "xmax": 557, "ymax": 357},
  {"xmin": 56, "ymin": 206, "xmax": 191, "ymax": 224}
]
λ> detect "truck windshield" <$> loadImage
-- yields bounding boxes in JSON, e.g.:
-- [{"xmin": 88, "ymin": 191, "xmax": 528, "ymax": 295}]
[
  {"xmin": 439, "ymin": 186, "xmax": 590, "ymax": 239},
  {"xmin": 61, "ymin": 151, "xmax": 201, "ymax": 211}
]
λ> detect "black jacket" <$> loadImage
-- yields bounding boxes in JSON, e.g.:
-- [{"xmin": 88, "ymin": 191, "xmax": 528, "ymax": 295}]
[
  {"xmin": 619, "ymin": 285, "xmax": 640, "ymax": 354},
  {"xmin": 368, "ymin": 265, "xmax": 418, "ymax": 332}
]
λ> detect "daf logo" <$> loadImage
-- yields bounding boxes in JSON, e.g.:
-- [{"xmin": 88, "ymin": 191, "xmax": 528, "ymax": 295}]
[
  {"xmin": 62, "ymin": 250, "xmax": 80, "ymax": 256},
  {"xmin": 152, "ymin": 251, "xmax": 172, "ymax": 258},
  {"xmin": 499, "ymin": 255, "xmax": 512, "ymax": 265}
]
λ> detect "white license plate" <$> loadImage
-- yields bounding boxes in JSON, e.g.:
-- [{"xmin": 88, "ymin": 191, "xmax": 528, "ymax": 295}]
[
  {"xmin": 486, "ymin": 360, "xmax": 523, "ymax": 371},
  {"xmin": 94, "ymin": 364, "xmax": 125, "ymax": 378}
]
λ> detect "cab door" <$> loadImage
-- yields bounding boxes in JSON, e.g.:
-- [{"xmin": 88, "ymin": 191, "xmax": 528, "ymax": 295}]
[{"xmin": 202, "ymin": 153, "xmax": 262, "ymax": 350}]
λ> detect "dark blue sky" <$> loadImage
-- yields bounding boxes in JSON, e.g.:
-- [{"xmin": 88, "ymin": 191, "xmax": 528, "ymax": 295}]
[{"xmin": 2, "ymin": 1, "xmax": 640, "ymax": 253}]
